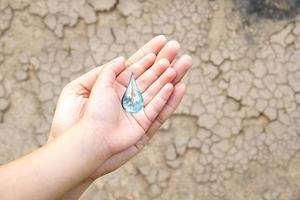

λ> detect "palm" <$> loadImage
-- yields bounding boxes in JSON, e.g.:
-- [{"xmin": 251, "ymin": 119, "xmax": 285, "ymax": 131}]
[
  {"xmin": 50, "ymin": 36, "xmax": 192, "ymax": 178},
  {"xmin": 53, "ymin": 68, "xmax": 171, "ymax": 154},
  {"xmin": 87, "ymin": 81, "xmax": 148, "ymax": 153}
]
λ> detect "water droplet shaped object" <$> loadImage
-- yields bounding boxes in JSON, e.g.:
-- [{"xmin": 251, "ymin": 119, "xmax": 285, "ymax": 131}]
[{"xmin": 121, "ymin": 73, "xmax": 144, "ymax": 113}]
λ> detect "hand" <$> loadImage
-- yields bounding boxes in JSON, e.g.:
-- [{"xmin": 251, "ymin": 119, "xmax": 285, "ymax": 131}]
[
  {"xmin": 0, "ymin": 36, "xmax": 192, "ymax": 200},
  {"xmin": 49, "ymin": 36, "xmax": 192, "ymax": 178}
]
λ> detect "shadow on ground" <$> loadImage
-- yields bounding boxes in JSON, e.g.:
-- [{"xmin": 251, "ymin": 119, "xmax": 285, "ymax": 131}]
[{"xmin": 235, "ymin": 0, "xmax": 300, "ymax": 19}]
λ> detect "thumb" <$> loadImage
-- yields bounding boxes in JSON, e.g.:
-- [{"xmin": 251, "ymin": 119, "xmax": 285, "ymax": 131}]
[{"xmin": 93, "ymin": 57, "xmax": 125, "ymax": 89}]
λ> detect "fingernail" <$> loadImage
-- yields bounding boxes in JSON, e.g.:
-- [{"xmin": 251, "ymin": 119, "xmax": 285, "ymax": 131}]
[
  {"xmin": 114, "ymin": 56, "xmax": 125, "ymax": 63},
  {"xmin": 167, "ymin": 40, "xmax": 180, "ymax": 48},
  {"xmin": 155, "ymin": 35, "xmax": 167, "ymax": 40}
]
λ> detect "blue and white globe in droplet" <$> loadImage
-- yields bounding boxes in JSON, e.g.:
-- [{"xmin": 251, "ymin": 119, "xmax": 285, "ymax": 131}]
[{"xmin": 121, "ymin": 73, "xmax": 144, "ymax": 113}]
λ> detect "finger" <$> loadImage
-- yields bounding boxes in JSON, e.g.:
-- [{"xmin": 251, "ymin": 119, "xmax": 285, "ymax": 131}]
[
  {"xmin": 144, "ymin": 83, "xmax": 174, "ymax": 122},
  {"xmin": 146, "ymin": 83, "xmax": 186, "ymax": 138},
  {"xmin": 64, "ymin": 66, "xmax": 103, "ymax": 94},
  {"xmin": 126, "ymin": 35, "xmax": 167, "ymax": 66},
  {"xmin": 137, "ymin": 58, "xmax": 170, "ymax": 92},
  {"xmin": 172, "ymin": 55, "xmax": 193, "ymax": 84},
  {"xmin": 155, "ymin": 40, "xmax": 180, "ymax": 63},
  {"xmin": 51, "ymin": 66, "xmax": 105, "ymax": 136},
  {"xmin": 143, "ymin": 67, "xmax": 176, "ymax": 105},
  {"xmin": 93, "ymin": 57, "xmax": 126, "ymax": 89},
  {"xmin": 117, "ymin": 53, "xmax": 156, "ymax": 86}
]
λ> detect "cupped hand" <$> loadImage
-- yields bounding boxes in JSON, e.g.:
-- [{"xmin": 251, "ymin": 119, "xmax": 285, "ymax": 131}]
[{"xmin": 49, "ymin": 35, "xmax": 192, "ymax": 178}]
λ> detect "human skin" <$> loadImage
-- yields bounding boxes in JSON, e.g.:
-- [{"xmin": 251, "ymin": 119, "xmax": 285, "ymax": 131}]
[
  {"xmin": 52, "ymin": 35, "xmax": 192, "ymax": 199},
  {"xmin": 0, "ymin": 36, "xmax": 192, "ymax": 200}
]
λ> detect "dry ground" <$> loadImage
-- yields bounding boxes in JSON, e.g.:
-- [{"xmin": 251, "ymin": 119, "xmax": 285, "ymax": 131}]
[{"xmin": 1, "ymin": 0, "xmax": 300, "ymax": 199}]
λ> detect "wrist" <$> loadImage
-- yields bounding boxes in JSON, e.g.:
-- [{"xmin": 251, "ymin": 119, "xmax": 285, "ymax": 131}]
[
  {"xmin": 59, "ymin": 178, "xmax": 94, "ymax": 200},
  {"xmin": 67, "ymin": 120, "xmax": 112, "ymax": 167},
  {"xmin": 0, "ymin": 124, "xmax": 109, "ymax": 200}
]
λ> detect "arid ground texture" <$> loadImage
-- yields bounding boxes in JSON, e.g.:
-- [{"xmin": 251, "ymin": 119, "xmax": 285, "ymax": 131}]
[{"xmin": 1, "ymin": 0, "xmax": 300, "ymax": 199}]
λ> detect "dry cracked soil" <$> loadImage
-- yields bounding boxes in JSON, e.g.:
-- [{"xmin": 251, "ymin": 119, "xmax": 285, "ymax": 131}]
[{"xmin": 1, "ymin": 0, "xmax": 300, "ymax": 199}]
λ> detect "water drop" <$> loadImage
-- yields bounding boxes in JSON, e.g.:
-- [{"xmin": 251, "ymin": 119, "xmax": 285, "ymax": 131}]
[{"xmin": 121, "ymin": 73, "xmax": 144, "ymax": 113}]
